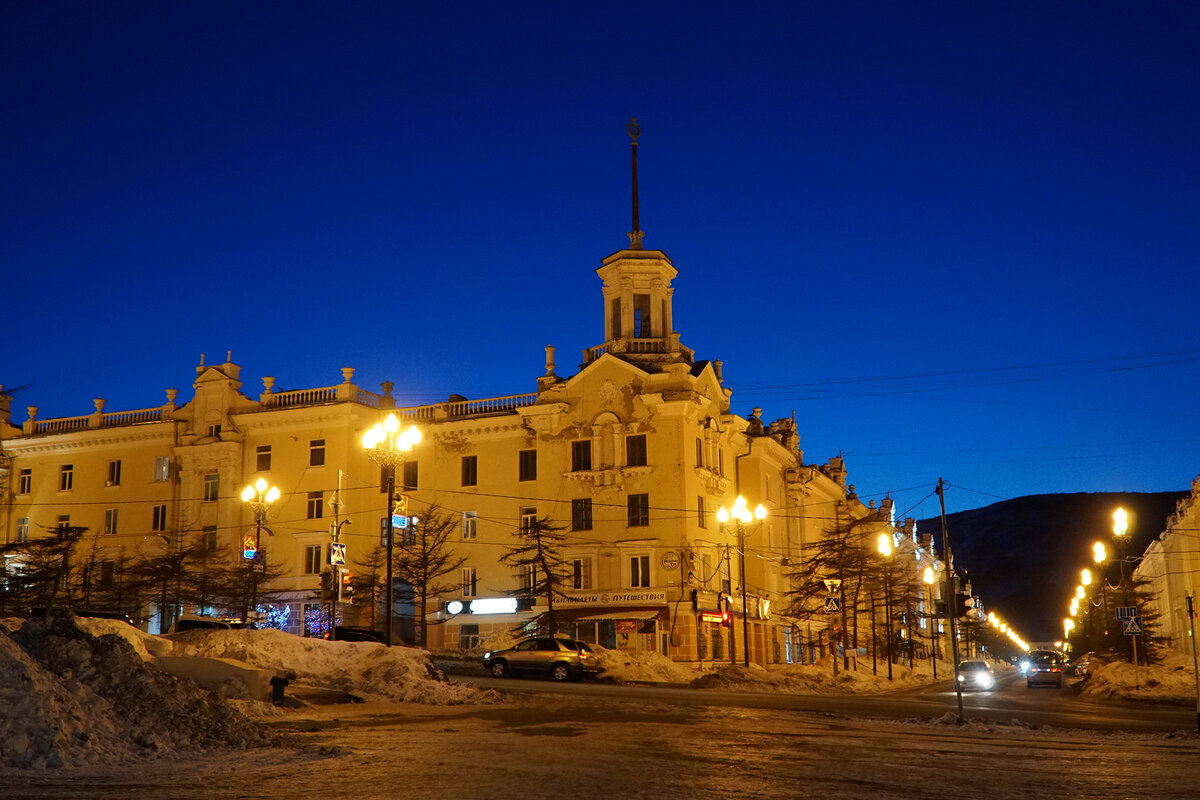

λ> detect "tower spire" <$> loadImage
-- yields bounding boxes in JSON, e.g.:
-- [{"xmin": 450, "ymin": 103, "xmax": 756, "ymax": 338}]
[{"xmin": 627, "ymin": 117, "xmax": 644, "ymax": 249}]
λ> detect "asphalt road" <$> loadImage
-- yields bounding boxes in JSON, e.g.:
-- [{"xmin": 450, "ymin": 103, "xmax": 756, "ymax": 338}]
[{"xmin": 452, "ymin": 667, "xmax": 1199, "ymax": 734}]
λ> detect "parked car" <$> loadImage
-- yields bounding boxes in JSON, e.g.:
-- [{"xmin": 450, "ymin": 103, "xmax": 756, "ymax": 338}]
[
  {"xmin": 956, "ymin": 659, "xmax": 996, "ymax": 691},
  {"xmin": 327, "ymin": 625, "xmax": 387, "ymax": 643},
  {"xmin": 169, "ymin": 616, "xmax": 252, "ymax": 633},
  {"xmin": 1071, "ymin": 651, "xmax": 1097, "ymax": 677},
  {"xmin": 482, "ymin": 637, "xmax": 601, "ymax": 682},
  {"xmin": 1025, "ymin": 649, "xmax": 1065, "ymax": 688}
]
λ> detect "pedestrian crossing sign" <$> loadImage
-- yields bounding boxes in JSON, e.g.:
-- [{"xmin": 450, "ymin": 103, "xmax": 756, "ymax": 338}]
[{"xmin": 824, "ymin": 596, "xmax": 841, "ymax": 613}]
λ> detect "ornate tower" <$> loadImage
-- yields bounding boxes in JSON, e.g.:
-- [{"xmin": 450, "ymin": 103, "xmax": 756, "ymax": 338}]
[{"xmin": 582, "ymin": 119, "xmax": 693, "ymax": 371}]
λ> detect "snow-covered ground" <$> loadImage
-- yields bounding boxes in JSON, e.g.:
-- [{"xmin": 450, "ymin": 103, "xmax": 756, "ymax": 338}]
[{"xmin": 4, "ymin": 613, "xmax": 1198, "ymax": 775}]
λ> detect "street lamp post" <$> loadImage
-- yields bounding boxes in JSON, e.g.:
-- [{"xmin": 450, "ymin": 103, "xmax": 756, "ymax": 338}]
[
  {"xmin": 717, "ymin": 495, "xmax": 766, "ymax": 668},
  {"xmin": 1113, "ymin": 507, "xmax": 1137, "ymax": 665},
  {"xmin": 877, "ymin": 533, "xmax": 894, "ymax": 681},
  {"xmin": 240, "ymin": 477, "xmax": 280, "ymax": 623},
  {"xmin": 923, "ymin": 565, "xmax": 937, "ymax": 679},
  {"xmin": 1094, "ymin": 541, "xmax": 1109, "ymax": 636},
  {"xmin": 362, "ymin": 413, "xmax": 421, "ymax": 648}
]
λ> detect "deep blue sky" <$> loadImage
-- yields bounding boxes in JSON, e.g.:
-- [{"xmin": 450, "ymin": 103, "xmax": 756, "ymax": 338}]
[{"xmin": 3, "ymin": 2, "xmax": 1198, "ymax": 520}]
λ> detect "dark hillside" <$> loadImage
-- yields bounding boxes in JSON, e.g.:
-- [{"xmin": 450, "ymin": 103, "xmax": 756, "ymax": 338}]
[{"xmin": 916, "ymin": 491, "xmax": 1187, "ymax": 642}]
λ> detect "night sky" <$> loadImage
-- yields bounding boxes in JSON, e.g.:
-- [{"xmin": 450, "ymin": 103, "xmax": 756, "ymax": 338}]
[{"xmin": 4, "ymin": 2, "xmax": 1198, "ymax": 518}]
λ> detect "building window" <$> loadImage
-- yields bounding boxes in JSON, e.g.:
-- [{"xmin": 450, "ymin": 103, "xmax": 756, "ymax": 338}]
[
  {"xmin": 56, "ymin": 514, "xmax": 70, "ymax": 532},
  {"xmin": 520, "ymin": 506, "xmax": 537, "ymax": 533},
  {"xmin": 103, "ymin": 509, "xmax": 118, "ymax": 535},
  {"xmin": 17, "ymin": 469, "xmax": 31, "ymax": 495},
  {"xmin": 611, "ymin": 297, "xmax": 622, "ymax": 339},
  {"xmin": 207, "ymin": 423, "xmax": 222, "ymax": 438},
  {"xmin": 627, "ymin": 493, "xmax": 650, "ymax": 527},
  {"xmin": 154, "ymin": 456, "xmax": 170, "ymax": 482},
  {"xmin": 632, "ymin": 293, "xmax": 651, "ymax": 337},
  {"xmin": 256, "ymin": 445, "xmax": 271, "ymax": 472},
  {"xmin": 696, "ymin": 437, "xmax": 704, "ymax": 468},
  {"xmin": 571, "ymin": 440, "xmax": 592, "ymax": 472},
  {"xmin": 402, "ymin": 461, "xmax": 418, "ymax": 490},
  {"xmin": 304, "ymin": 545, "xmax": 321, "ymax": 575},
  {"xmin": 16, "ymin": 518, "xmax": 29, "ymax": 543},
  {"xmin": 59, "ymin": 464, "xmax": 74, "ymax": 492},
  {"xmin": 571, "ymin": 498, "xmax": 592, "ymax": 531},
  {"xmin": 461, "ymin": 455, "xmax": 478, "ymax": 487},
  {"xmin": 462, "ymin": 567, "xmax": 477, "ymax": 597},
  {"xmin": 697, "ymin": 496, "xmax": 706, "ymax": 528},
  {"xmin": 107, "ymin": 460, "xmax": 121, "ymax": 486},
  {"xmin": 310, "ymin": 439, "xmax": 326, "ymax": 467},
  {"xmin": 572, "ymin": 558, "xmax": 592, "ymax": 590},
  {"xmin": 626, "ymin": 434, "xmax": 647, "ymax": 467},
  {"xmin": 202, "ymin": 526, "xmax": 217, "ymax": 551},
  {"xmin": 718, "ymin": 449, "xmax": 725, "ymax": 476},
  {"xmin": 518, "ymin": 564, "xmax": 536, "ymax": 593},
  {"xmin": 630, "ymin": 555, "xmax": 650, "ymax": 588},
  {"xmin": 307, "ymin": 491, "xmax": 323, "ymax": 520},
  {"xmin": 203, "ymin": 473, "xmax": 219, "ymax": 502},
  {"xmin": 462, "ymin": 511, "xmax": 477, "ymax": 539},
  {"xmin": 152, "ymin": 504, "xmax": 168, "ymax": 532},
  {"xmin": 518, "ymin": 449, "xmax": 537, "ymax": 481}
]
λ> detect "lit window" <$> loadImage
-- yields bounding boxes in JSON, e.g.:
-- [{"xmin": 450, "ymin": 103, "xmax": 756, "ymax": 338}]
[
  {"xmin": 17, "ymin": 469, "xmax": 31, "ymax": 495},
  {"xmin": 16, "ymin": 517, "xmax": 29, "ymax": 542},
  {"xmin": 462, "ymin": 567, "xmax": 477, "ymax": 597},
  {"xmin": 153, "ymin": 456, "xmax": 170, "ymax": 482},
  {"xmin": 103, "ymin": 508, "xmax": 119, "ymax": 535},
  {"xmin": 520, "ymin": 506, "xmax": 537, "ymax": 532},
  {"xmin": 462, "ymin": 511, "xmax": 477, "ymax": 539}
]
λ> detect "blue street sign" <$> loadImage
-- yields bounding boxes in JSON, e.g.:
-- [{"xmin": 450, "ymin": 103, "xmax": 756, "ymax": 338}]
[
  {"xmin": 330, "ymin": 542, "xmax": 347, "ymax": 566},
  {"xmin": 392, "ymin": 514, "xmax": 409, "ymax": 529},
  {"xmin": 1115, "ymin": 606, "xmax": 1137, "ymax": 620},
  {"xmin": 1122, "ymin": 616, "xmax": 1143, "ymax": 636},
  {"xmin": 824, "ymin": 596, "xmax": 841, "ymax": 613}
]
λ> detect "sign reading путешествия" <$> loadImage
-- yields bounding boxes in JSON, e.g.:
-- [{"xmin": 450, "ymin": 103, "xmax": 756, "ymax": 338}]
[{"xmin": 558, "ymin": 590, "xmax": 668, "ymax": 605}]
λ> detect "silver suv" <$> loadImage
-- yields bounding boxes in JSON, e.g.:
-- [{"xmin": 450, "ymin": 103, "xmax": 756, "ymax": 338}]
[{"xmin": 483, "ymin": 637, "xmax": 601, "ymax": 682}]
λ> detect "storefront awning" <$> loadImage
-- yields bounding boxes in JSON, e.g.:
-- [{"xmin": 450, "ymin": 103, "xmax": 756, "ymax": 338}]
[{"xmin": 574, "ymin": 610, "xmax": 661, "ymax": 623}]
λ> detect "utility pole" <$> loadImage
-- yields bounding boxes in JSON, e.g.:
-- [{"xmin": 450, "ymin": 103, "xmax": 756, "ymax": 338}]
[{"xmin": 937, "ymin": 477, "xmax": 964, "ymax": 723}]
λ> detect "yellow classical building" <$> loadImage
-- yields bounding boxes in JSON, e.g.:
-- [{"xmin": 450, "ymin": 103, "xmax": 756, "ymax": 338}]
[{"xmin": 0, "ymin": 131, "xmax": 932, "ymax": 667}]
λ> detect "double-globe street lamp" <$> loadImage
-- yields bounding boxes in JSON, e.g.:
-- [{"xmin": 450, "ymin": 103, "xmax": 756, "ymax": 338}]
[
  {"xmin": 716, "ymin": 495, "xmax": 766, "ymax": 668},
  {"xmin": 362, "ymin": 413, "xmax": 421, "ymax": 647},
  {"xmin": 240, "ymin": 477, "xmax": 280, "ymax": 622}
]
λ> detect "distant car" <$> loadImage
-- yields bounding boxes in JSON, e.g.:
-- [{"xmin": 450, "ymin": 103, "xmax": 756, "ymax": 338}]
[
  {"xmin": 482, "ymin": 637, "xmax": 601, "ymax": 682},
  {"xmin": 1071, "ymin": 652, "xmax": 1096, "ymax": 677},
  {"xmin": 1025, "ymin": 649, "xmax": 1065, "ymax": 688},
  {"xmin": 327, "ymin": 625, "xmax": 386, "ymax": 643},
  {"xmin": 956, "ymin": 659, "xmax": 996, "ymax": 691}
]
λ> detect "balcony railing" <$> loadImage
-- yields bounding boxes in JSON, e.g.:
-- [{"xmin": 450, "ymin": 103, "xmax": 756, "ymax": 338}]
[{"xmin": 583, "ymin": 338, "xmax": 694, "ymax": 365}]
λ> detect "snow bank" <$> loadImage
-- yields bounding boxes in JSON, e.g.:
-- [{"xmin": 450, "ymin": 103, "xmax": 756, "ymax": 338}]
[
  {"xmin": 0, "ymin": 615, "xmax": 266, "ymax": 769},
  {"xmin": 596, "ymin": 647, "xmax": 697, "ymax": 684},
  {"xmin": 691, "ymin": 658, "xmax": 960, "ymax": 694},
  {"xmin": 1079, "ymin": 652, "xmax": 1200, "ymax": 705},
  {"xmin": 167, "ymin": 629, "xmax": 492, "ymax": 705}
]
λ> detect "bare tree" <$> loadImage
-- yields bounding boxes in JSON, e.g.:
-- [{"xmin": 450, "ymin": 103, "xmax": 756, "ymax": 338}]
[
  {"xmin": 499, "ymin": 514, "xmax": 572, "ymax": 635},
  {"xmin": 393, "ymin": 503, "xmax": 466, "ymax": 648}
]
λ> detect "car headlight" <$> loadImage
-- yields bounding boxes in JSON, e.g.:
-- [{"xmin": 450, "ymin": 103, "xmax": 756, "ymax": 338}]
[{"xmin": 483, "ymin": 651, "xmax": 491, "ymax": 659}]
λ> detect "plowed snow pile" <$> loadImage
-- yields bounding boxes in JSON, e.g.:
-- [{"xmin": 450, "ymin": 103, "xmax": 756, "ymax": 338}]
[
  {"xmin": 0, "ymin": 615, "xmax": 267, "ymax": 769},
  {"xmin": 168, "ymin": 628, "xmax": 490, "ymax": 704}
]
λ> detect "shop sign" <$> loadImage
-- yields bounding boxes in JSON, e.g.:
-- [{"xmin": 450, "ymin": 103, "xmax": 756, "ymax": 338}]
[
  {"xmin": 616, "ymin": 620, "xmax": 637, "ymax": 634},
  {"xmin": 560, "ymin": 589, "xmax": 667, "ymax": 606},
  {"xmin": 700, "ymin": 611, "xmax": 724, "ymax": 624}
]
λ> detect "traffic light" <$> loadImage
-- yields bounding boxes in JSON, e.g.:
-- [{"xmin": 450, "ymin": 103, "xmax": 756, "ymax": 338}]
[
  {"xmin": 340, "ymin": 571, "xmax": 354, "ymax": 603},
  {"xmin": 320, "ymin": 570, "xmax": 334, "ymax": 602},
  {"xmin": 720, "ymin": 594, "xmax": 732, "ymax": 627}
]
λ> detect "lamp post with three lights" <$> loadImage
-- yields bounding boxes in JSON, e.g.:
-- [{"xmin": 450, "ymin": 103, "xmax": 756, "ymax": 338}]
[{"xmin": 240, "ymin": 477, "xmax": 280, "ymax": 623}]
